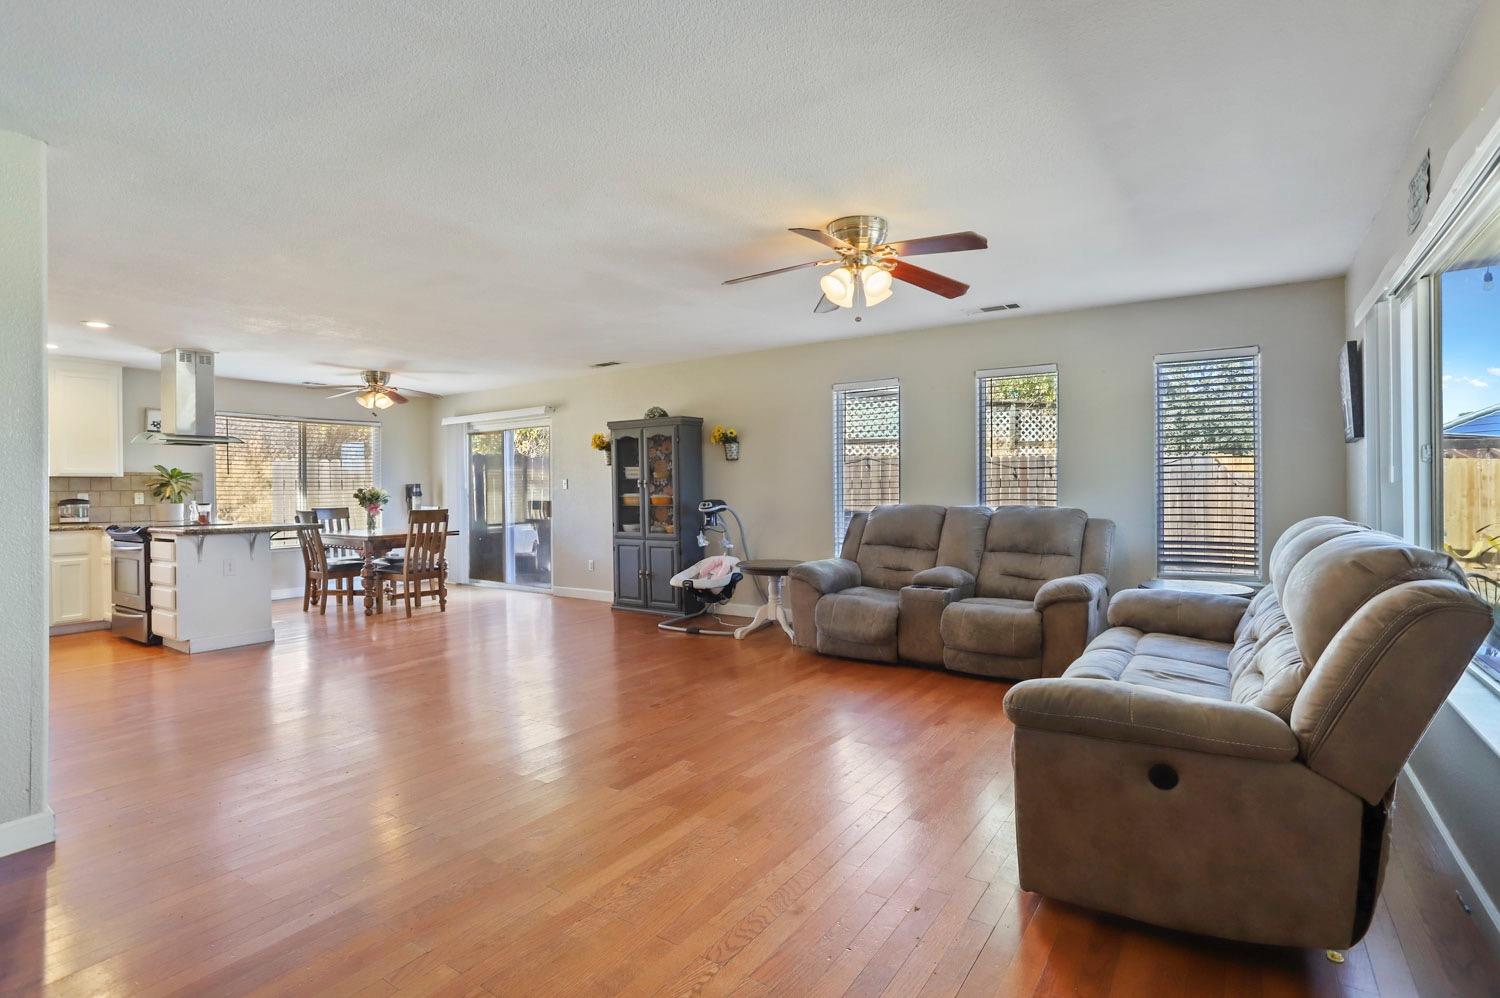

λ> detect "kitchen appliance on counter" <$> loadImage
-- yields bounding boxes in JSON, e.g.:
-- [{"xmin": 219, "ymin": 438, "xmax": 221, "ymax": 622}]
[
  {"xmin": 57, "ymin": 496, "xmax": 91, "ymax": 523},
  {"xmin": 106, "ymin": 525, "xmax": 159, "ymax": 644}
]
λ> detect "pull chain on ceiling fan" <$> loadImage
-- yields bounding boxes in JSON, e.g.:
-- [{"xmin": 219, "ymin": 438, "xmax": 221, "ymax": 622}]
[{"xmin": 724, "ymin": 215, "xmax": 988, "ymax": 315}]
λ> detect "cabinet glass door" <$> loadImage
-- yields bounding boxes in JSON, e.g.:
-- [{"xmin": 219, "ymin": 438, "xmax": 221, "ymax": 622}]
[
  {"xmin": 614, "ymin": 432, "xmax": 643, "ymax": 536},
  {"xmin": 645, "ymin": 430, "xmax": 676, "ymax": 536}
]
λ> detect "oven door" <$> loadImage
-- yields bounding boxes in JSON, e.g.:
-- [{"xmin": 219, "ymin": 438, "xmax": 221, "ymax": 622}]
[{"xmin": 112, "ymin": 542, "xmax": 148, "ymax": 612}]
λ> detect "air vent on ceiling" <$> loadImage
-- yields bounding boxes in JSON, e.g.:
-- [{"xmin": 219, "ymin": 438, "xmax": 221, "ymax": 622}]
[
  {"xmin": 591, "ymin": 361, "xmax": 622, "ymax": 368},
  {"xmin": 978, "ymin": 303, "xmax": 1022, "ymax": 313}
]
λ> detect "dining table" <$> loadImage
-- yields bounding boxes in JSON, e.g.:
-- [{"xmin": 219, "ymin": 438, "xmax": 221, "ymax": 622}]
[{"xmin": 322, "ymin": 528, "xmax": 460, "ymax": 616}]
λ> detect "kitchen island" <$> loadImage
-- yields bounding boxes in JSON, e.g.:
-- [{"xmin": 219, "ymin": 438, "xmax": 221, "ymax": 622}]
[{"xmin": 147, "ymin": 522, "xmax": 310, "ymax": 653}]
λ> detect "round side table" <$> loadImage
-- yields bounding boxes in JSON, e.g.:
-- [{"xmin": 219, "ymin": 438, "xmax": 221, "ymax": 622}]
[
  {"xmin": 1139, "ymin": 578, "xmax": 1257, "ymax": 598},
  {"xmin": 734, "ymin": 559, "xmax": 800, "ymax": 640}
]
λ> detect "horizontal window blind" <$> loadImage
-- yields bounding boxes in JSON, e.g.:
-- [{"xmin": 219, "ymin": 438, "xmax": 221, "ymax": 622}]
[
  {"xmin": 833, "ymin": 380, "xmax": 900, "ymax": 550},
  {"xmin": 215, "ymin": 415, "xmax": 380, "ymax": 545},
  {"xmin": 977, "ymin": 367, "xmax": 1058, "ymax": 507},
  {"xmin": 1155, "ymin": 350, "xmax": 1261, "ymax": 577}
]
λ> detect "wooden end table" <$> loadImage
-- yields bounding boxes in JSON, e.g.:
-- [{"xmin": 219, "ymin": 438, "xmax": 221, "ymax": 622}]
[{"xmin": 734, "ymin": 559, "xmax": 800, "ymax": 640}]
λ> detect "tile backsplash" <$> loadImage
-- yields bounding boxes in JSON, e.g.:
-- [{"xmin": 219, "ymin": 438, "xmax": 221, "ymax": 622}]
[{"xmin": 49, "ymin": 472, "xmax": 206, "ymax": 525}]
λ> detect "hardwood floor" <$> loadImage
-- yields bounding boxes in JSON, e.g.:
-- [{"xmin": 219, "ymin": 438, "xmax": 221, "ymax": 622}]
[{"xmin": 2, "ymin": 588, "xmax": 1497, "ymax": 996}]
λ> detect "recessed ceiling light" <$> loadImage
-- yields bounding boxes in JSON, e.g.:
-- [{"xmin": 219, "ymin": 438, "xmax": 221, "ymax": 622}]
[
  {"xmin": 46, "ymin": 343, "xmax": 59, "ymax": 350},
  {"xmin": 81, "ymin": 320, "xmax": 111, "ymax": 329}
]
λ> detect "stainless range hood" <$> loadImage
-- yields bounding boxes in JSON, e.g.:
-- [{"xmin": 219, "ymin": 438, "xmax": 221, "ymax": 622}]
[{"xmin": 131, "ymin": 348, "xmax": 243, "ymax": 446}]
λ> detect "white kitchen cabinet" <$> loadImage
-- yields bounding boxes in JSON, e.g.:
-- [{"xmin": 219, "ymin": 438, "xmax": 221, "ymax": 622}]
[
  {"xmin": 49, "ymin": 554, "xmax": 91, "ymax": 626},
  {"xmin": 48, "ymin": 358, "xmax": 123, "ymax": 477},
  {"xmin": 49, "ymin": 529, "xmax": 111, "ymax": 630}
]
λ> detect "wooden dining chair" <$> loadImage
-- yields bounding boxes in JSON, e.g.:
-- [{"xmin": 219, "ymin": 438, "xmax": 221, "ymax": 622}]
[
  {"xmin": 310, "ymin": 506, "xmax": 362, "ymax": 604},
  {"xmin": 374, "ymin": 508, "xmax": 449, "ymax": 617},
  {"xmin": 294, "ymin": 513, "xmax": 362, "ymax": 615}
]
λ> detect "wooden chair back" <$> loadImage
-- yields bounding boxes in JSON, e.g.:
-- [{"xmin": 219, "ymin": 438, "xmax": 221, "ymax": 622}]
[
  {"xmin": 312, "ymin": 506, "xmax": 352, "ymax": 532},
  {"xmin": 404, "ymin": 509, "xmax": 450, "ymax": 575},
  {"xmin": 294, "ymin": 511, "xmax": 328, "ymax": 575}
]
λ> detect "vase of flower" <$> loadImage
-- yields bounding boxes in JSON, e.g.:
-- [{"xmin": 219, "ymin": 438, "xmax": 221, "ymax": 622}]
[
  {"xmin": 591, "ymin": 431, "xmax": 612, "ymax": 466},
  {"xmin": 352, "ymin": 486, "xmax": 390, "ymax": 532},
  {"xmin": 710, "ymin": 425, "xmax": 741, "ymax": 461}
]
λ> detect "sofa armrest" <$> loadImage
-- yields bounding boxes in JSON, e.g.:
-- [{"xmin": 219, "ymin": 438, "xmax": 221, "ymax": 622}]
[
  {"xmin": 1035, "ymin": 573, "xmax": 1108, "ymax": 612},
  {"xmin": 788, "ymin": 558, "xmax": 862, "ymax": 595},
  {"xmin": 1106, "ymin": 588, "xmax": 1248, "ymax": 643},
  {"xmin": 910, "ymin": 565, "xmax": 976, "ymax": 598},
  {"xmin": 1003, "ymin": 678, "xmax": 1299, "ymax": 762}
]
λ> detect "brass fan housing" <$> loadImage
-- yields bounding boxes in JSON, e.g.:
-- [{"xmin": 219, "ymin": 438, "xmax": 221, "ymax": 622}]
[{"xmin": 826, "ymin": 215, "xmax": 889, "ymax": 252}]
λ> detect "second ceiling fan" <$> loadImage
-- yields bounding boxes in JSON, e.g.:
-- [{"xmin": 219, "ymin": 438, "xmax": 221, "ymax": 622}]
[{"xmin": 724, "ymin": 215, "xmax": 988, "ymax": 315}]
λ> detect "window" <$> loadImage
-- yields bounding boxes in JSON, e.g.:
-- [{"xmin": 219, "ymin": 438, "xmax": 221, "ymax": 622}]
[
  {"xmin": 214, "ymin": 415, "xmax": 381, "ymax": 545},
  {"xmin": 977, "ymin": 365, "xmax": 1059, "ymax": 506},
  {"xmin": 1437, "ymin": 264, "xmax": 1500, "ymax": 681},
  {"xmin": 832, "ymin": 379, "xmax": 900, "ymax": 550},
  {"xmin": 1154, "ymin": 348, "xmax": 1261, "ymax": 578}
]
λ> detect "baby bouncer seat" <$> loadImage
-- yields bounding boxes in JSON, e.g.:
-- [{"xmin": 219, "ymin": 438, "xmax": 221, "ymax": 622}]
[{"xmin": 658, "ymin": 555, "xmax": 743, "ymax": 635}]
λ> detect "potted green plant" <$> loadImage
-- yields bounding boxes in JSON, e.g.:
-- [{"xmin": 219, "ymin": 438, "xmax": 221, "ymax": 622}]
[{"xmin": 147, "ymin": 465, "xmax": 199, "ymax": 524}]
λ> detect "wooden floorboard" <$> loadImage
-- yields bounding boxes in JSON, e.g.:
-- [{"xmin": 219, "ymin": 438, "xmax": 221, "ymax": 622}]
[{"xmin": 0, "ymin": 587, "xmax": 1496, "ymax": 996}]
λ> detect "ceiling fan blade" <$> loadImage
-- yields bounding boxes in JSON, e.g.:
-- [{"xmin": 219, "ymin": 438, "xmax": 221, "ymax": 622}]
[
  {"xmin": 723, "ymin": 259, "xmax": 837, "ymax": 285},
  {"xmin": 890, "ymin": 260, "xmax": 970, "ymax": 299},
  {"xmin": 326, "ymin": 387, "xmax": 364, "ymax": 398},
  {"xmin": 789, "ymin": 227, "xmax": 853, "ymax": 252},
  {"xmin": 881, "ymin": 230, "xmax": 988, "ymax": 257},
  {"xmin": 384, "ymin": 390, "xmax": 410, "ymax": 405},
  {"xmin": 814, "ymin": 294, "xmax": 839, "ymax": 313}
]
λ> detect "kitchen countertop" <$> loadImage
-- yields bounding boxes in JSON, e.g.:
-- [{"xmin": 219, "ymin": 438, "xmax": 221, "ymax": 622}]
[
  {"xmin": 49, "ymin": 523, "xmax": 105, "ymax": 531},
  {"xmin": 146, "ymin": 522, "xmax": 314, "ymax": 537}
]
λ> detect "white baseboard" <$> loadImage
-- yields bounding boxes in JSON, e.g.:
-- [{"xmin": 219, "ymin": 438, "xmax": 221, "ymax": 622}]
[
  {"xmin": 163, "ymin": 628, "xmax": 276, "ymax": 654},
  {"xmin": 1400, "ymin": 764, "xmax": 1500, "ymax": 954},
  {"xmin": 271, "ymin": 587, "xmax": 304, "ymax": 601},
  {"xmin": 0, "ymin": 808, "xmax": 55, "ymax": 859},
  {"xmin": 554, "ymin": 586, "xmax": 612, "ymax": 602}
]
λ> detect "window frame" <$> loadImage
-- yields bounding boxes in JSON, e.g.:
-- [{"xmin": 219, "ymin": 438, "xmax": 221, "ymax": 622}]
[
  {"xmin": 831, "ymin": 377, "xmax": 901, "ymax": 553},
  {"xmin": 974, "ymin": 363, "xmax": 1060, "ymax": 508},
  {"xmin": 214, "ymin": 411, "xmax": 382, "ymax": 546},
  {"xmin": 1152, "ymin": 345, "xmax": 1263, "ymax": 581}
]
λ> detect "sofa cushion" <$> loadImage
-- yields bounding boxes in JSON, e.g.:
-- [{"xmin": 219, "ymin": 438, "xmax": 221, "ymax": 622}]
[
  {"xmin": 1268, "ymin": 518, "xmax": 1370, "ymax": 594},
  {"xmin": 1280, "ymin": 531, "xmax": 1469, "ymax": 666},
  {"xmin": 1225, "ymin": 587, "xmax": 1308, "ymax": 720},
  {"xmin": 814, "ymin": 586, "xmax": 901, "ymax": 645},
  {"xmin": 1065, "ymin": 628, "xmax": 1233, "ymax": 701},
  {"xmin": 975, "ymin": 506, "xmax": 1088, "ymax": 600},
  {"xmin": 854, "ymin": 505, "xmax": 947, "ymax": 590},
  {"xmin": 940, "ymin": 597, "xmax": 1043, "ymax": 658}
]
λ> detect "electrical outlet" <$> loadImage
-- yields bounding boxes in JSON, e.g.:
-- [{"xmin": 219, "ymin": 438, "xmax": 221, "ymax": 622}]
[
  {"xmin": 134, "ymin": 493, "xmax": 145, "ymax": 505},
  {"xmin": 223, "ymin": 559, "xmax": 235, "ymax": 577},
  {"xmin": 587, "ymin": 559, "xmax": 595, "ymax": 572}
]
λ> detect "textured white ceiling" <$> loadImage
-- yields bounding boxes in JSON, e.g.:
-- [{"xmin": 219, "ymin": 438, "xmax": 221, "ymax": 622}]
[{"xmin": 0, "ymin": 0, "xmax": 1480, "ymax": 394}]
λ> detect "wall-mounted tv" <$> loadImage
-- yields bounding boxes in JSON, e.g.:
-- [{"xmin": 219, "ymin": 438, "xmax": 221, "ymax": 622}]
[{"xmin": 1339, "ymin": 340, "xmax": 1364, "ymax": 442}]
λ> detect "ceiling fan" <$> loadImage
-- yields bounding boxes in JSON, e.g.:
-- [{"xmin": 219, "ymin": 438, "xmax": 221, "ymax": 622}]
[
  {"xmin": 724, "ymin": 215, "xmax": 988, "ymax": 315},
  {"xmin": 324, "ymin": 370, "xmax": 429, "ymax": 410}
]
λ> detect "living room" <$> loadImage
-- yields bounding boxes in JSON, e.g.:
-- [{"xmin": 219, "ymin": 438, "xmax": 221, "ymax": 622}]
[{"xmin": 4, "ymin": 2, "xmax": 1500, "ymax": 995}]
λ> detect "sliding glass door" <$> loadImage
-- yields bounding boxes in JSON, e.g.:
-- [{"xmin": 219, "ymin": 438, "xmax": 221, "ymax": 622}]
[{"xmin": 468, "ymin": 425, "xmax": 552, "ymax": 588}]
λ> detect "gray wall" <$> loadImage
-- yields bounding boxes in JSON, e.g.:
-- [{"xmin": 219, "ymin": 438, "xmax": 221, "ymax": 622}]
[
  {"xmin": 432, "ymin": 278, "xmax": 1348, "ymax": 595},
  {"xmin": 0, "ymin": 129, "xmax": 50, "ymax": 844}
]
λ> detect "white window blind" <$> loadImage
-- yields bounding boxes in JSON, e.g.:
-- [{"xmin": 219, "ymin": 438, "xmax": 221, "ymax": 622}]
[
  {"xmin": 1154, "ymin": 349, "xmax": 1262, "ymax": 577},
  {"xmin": 977, "ymin": 366, "xmax": 1059, "ymax": 506},
  {"xmin": 215, "ymin": 415, "xmax": 381, "ymax": 545},
  {"xmin": 833, "ymin": 379, "xmax": 900, "ymax": 550}
]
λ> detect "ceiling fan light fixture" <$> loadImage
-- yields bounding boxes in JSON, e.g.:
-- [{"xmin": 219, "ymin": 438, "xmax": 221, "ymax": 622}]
[
  {"xmin": 860, "ymin": 265, "xmax": 893, "ymax": 306},
  {"xmin": 819, "ymin": 266, "xmax": 856, "ymax": 308},
  {"xmin": 374, "ymin": 392, "xmax": 395, "ymax": 410},
  {"xmin": 355, "ymin": 389, "xmax": 381, "ymax": 409}
]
